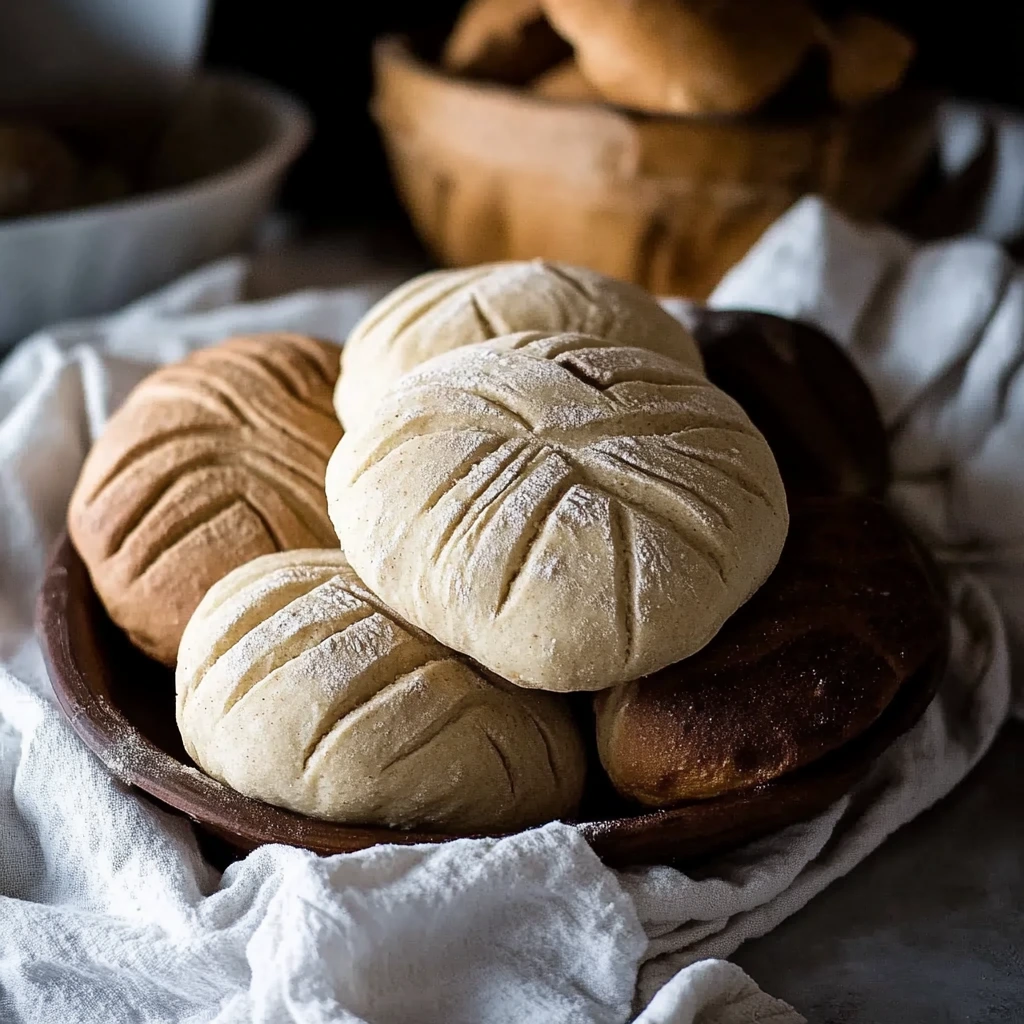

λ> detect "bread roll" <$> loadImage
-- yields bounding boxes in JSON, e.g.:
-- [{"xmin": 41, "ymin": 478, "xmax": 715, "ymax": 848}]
[
  {"xmin": 595, "ymin": 497, "xmax": 946, "ymax": 806},
  {"xmin": 540, "ymin": 0, "xmax": 817, "ymax": 115},
  {"xmin": 817, "ymin": 13, "xmax": 915, "ymax": 107},
  {"xmin": 334, "ymin": 260, "xmax": 703, "ymax": 429},
  {"xmin": 327, "ymin": 332, "xmax": 788, "ymax": 692},
  {"xmin": 68, "ymin": 334, "xmax": 342, "ymax": 665},
  {"xmin": 531, "ymin": 59, "xmax": 603, "ymax": 102},
  {"xmin": 443, "ymin": 0, "xmax": 570, "ymax": 84},
  {"xmin": 176, "ymin": 549, "xmax": 585, "ymax": 833},
  {"xmin": 689, "ymin": 309, "xmax": 890, "ymax": 498}
]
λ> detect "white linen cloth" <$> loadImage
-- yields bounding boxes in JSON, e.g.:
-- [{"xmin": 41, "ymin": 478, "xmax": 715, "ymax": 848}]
[{"xmin": 0, "ymin": 198, "xmax": 1016, "ymax": 1022}]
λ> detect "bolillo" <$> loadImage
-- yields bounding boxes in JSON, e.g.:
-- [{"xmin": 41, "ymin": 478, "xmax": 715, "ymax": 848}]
[
  {"xmin": 595, "ymin": 498, "xmax": 947, "ymax": 805},
  {"xmin": 333, "ymin": 260, "xmax": 703, "ymax": 430},
  {"xmin": 328, "ymin": 331, "xmax": 788, "ymax": 693},
  {"xmin": 68, "ymin": 334, "xmax": 342, "ymax": 665},
  {"xmin": 176, "ymin": 549, "xmax": 586, "ymax": 833}
]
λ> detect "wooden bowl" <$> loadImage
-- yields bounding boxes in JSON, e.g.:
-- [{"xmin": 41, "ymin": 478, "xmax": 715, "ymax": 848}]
[
  {"xmin": 37, "ymin": 533, "xmax": 944, "ymax": 868},
  {"xmin": 372, "ymin": 37, "xmax": 938, "ymax": 300}
]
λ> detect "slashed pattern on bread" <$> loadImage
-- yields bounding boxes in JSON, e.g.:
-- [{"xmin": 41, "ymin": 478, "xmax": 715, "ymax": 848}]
[
  {"xmin": 176, "ymin": 549, "xmax": 586, "ymax": 832},
  {"xmin": 68, "ymin": 334, "xmax": 342, "ymax": 665},
  {"xmin": 328, "ymin": 332, "xmax": 788, "ymax": 692}
]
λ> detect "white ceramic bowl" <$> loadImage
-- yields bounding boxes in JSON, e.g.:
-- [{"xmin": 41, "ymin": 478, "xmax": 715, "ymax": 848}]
[{"xmin": 0, "ymin": 73, "xmax": 311, "ymax": 347}]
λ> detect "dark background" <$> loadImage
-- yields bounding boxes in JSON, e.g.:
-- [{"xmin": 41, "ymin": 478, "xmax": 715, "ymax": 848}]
[{"xmin": 203, "ymin": 1, "xmax": 1024, "ymax": 228}]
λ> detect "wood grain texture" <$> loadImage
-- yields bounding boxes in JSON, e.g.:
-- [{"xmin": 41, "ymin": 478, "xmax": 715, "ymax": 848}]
[{"xmin": 373, "ymin": 38, "xmax": 938, "ymax": 299}]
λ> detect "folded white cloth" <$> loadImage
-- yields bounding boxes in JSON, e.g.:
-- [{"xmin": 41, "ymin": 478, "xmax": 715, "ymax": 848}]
[
  {"xmin": 0, "ymin": 197, "xmax": 1016, "ymax": 1022},
  {"xmin": 711, "ymin": 196, "xmax": 1024, "ymax": 719}
]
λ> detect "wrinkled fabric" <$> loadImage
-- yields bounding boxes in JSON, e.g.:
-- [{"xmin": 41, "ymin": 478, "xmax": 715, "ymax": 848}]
[{"xmin": 0, "ymin": 198, "xmax": 1017, "ymax": 1021}]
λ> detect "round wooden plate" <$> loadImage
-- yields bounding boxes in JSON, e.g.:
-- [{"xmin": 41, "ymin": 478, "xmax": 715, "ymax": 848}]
[{"xmin": 37, "ymin": 531, "xmax": 945, "ymax": 867}]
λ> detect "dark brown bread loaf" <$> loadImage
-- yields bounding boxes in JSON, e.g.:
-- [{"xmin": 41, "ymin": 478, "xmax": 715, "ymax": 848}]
[
  {"xmin": 689, "ymin": 308, "xmax": 890, "ymax": 500},
  {"xmin": 595, "ymin": 497, "xmax": 946, "ymax": 806}
]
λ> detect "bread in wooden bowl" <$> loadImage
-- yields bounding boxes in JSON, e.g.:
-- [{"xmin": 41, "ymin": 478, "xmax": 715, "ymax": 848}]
[
  {"xmin": 540, "ymin": 0, "xmax": 819, "ymax": 116},
  {"xmin": 67, "ymin": 334, "xmax": 342, "ymax": 665},
  {"xmin": 443, "ymin": 0, "xmax": 570, "ymax": 85},
  {"xmin": 372, "ymin": 37, "xmax": 938, "ymax": 299},
  {"xmin": 595, "ymin": 496, "xmax": 947, "ymax": 805},
  {"xmin": 39, "ymin": 308, "xmax": 946, "ymax": 864},
  {"xmin": 334, "ymin": 260, "xmax": 703, "ymax": 429},
  {"xmin": 176, "ymin": 548, "xmax": 585, "ymax": 833},
  {"xmin": 327, "ymin": 331, "xmax": 789, "ymax": 692},
  {"xmin": 530, "ymin": 60, "xmax": 603, "ymax": 103}
]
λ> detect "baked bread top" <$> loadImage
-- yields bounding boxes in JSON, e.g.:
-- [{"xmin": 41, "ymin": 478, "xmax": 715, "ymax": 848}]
[
  {"xmin": 540, "ymin": 0, "xmax": 818, "ymax": 115},
  {"xmin": 690, "ymin": 309, "xmax": 890, "ymax": 499},
  {"xmin": 334, "ymin": 260, "xmax": 703, "ymax": 429},
  {"xmin": 68, "ymin": 333, "xmax": 342, "ymax": 665},
  {"xmin": 443, "ymin": 0, "xmax": 570, "ymax": 84},
  {"xmin": 176, "ymin": 548, "xmax": 586, "ymax": 832},
  {"xmin": 328, "ymin": 331, "xmax": 788, "ymax": 692},
  {"xmin": 595, "ymin": 496, "xmax": 946, "ymax": 805}
]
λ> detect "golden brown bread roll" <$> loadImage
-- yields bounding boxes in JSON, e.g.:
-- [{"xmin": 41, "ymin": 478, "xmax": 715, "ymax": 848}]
[
  {"xmin": 328, "ymin": 331, "xmax": 788, "ymax": 693},
  {"xmin": 0, "ymin": 122, "xmax": 79, "ymax": 219},
  {"xmin": 540, "ymin": 0, "xmax": 818, "ymax": 115},
  {"xmin": 177, "ymin": 549, "xmax": 586, "ymax": 833},
  {"xmin": 595, "ymin": 497, "xmax": 946, "ymax": 806},
  {"xmin": 530, "ymin": 59, "xmax": 603, "ymax": 102},
  {"xmin": 816, "ymin": 13, "xmax": 915, "ymax": 107},
  {"xmin": 68, "ymin": 334, "xmax": 342, "ymax": 665},
  {"xmin": 443, "ymin": 0, "xmax": 570, "ymax": 84}
]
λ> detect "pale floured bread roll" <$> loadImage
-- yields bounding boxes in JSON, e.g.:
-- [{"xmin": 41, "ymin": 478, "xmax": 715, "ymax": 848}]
[
  {"xmin": 68, "ymin": 334, "xmax": 342, "ymax": 665},
  {"xmin": 540, "ymin": 0, "xmax": 818, "ymax": 115},
  {"xmin": 327, "ymin": 332, "xmax": 789, "ymax": 692},
  {"xmin": 333, "ymin": 260, "xmax": 702, "ymax": 429},
  {"xmin": 176, "ymin": 549, "xmax": 586, "ymax": 832}
]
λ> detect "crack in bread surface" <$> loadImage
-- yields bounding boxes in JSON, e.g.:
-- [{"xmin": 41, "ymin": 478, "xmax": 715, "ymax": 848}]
[
  {"xmin": 612, "ymin": 499, "xmax": 635, "ymax": 670},
  {"xmin": 440, "ymin": 445, "xmax": 557, "ymax": 566},
  {"xmin": 480, "ymin": 728, "xmax": 516, "ymax": 800},
  {"xmin": 493, "ymin": 474, "xmax": 577, "ymax": 615}
]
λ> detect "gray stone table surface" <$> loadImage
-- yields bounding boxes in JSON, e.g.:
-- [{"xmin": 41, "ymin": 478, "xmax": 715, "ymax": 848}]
[
  {"xmin": 734, "ymin": 721, "xmax": 1024, "ymax": 1023},
  {"xmin": 248, "ymin": 230, "xmax": 1024, "ymax": 1024}
]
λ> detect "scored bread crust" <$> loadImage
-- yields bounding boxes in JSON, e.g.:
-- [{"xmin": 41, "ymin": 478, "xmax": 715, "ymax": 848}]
[
  {"xmin": 328, "ymin": 331, "xmax": 788, "ymax": 693},
  {"xmin": 595, "ymin": 497, "xmax": 947, "ymax": 805},
  {"xmin": 540, "ymin": 0, "xmax": 817, "ymax": 115},
  {"xmin": 176, "ymin": 549, "xmax": 586, "ymax": 832},
  {"xmin": 334, "ymin": 260, "xmax": 703, "ymax": 430},
  {"xmin": 530, "ymin": 59, "xmax": 604, "ymax": 102},
  {"xmin": 68, "ymin": 334, "xmax": 342, "ymax": 665}
]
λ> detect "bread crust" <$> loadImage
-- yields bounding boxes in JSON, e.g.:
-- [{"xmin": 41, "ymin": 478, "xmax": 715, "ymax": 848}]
[
  {"xmin": 595, "ymin": 497, "xmax": 946, "ymax": 805},
  {"xmin": 176, "ymin": 549, "xmax": 586, "ymax": 832},
  {"xmin": 68, "ymin": 334, "xmax": 342, "ymax": 665},
  {"xmin": 540, "ymin": 0, "xmax": 817, "ymax": 115},
  {"xmin": 329, "ymin": 331, "xmax": 788, "ymax": 692}
]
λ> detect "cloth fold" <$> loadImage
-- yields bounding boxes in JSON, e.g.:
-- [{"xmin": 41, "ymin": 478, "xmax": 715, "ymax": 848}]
[{"xmin": 0, "ymin": 198, "xmax": 1019, "ymax": 1021}]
